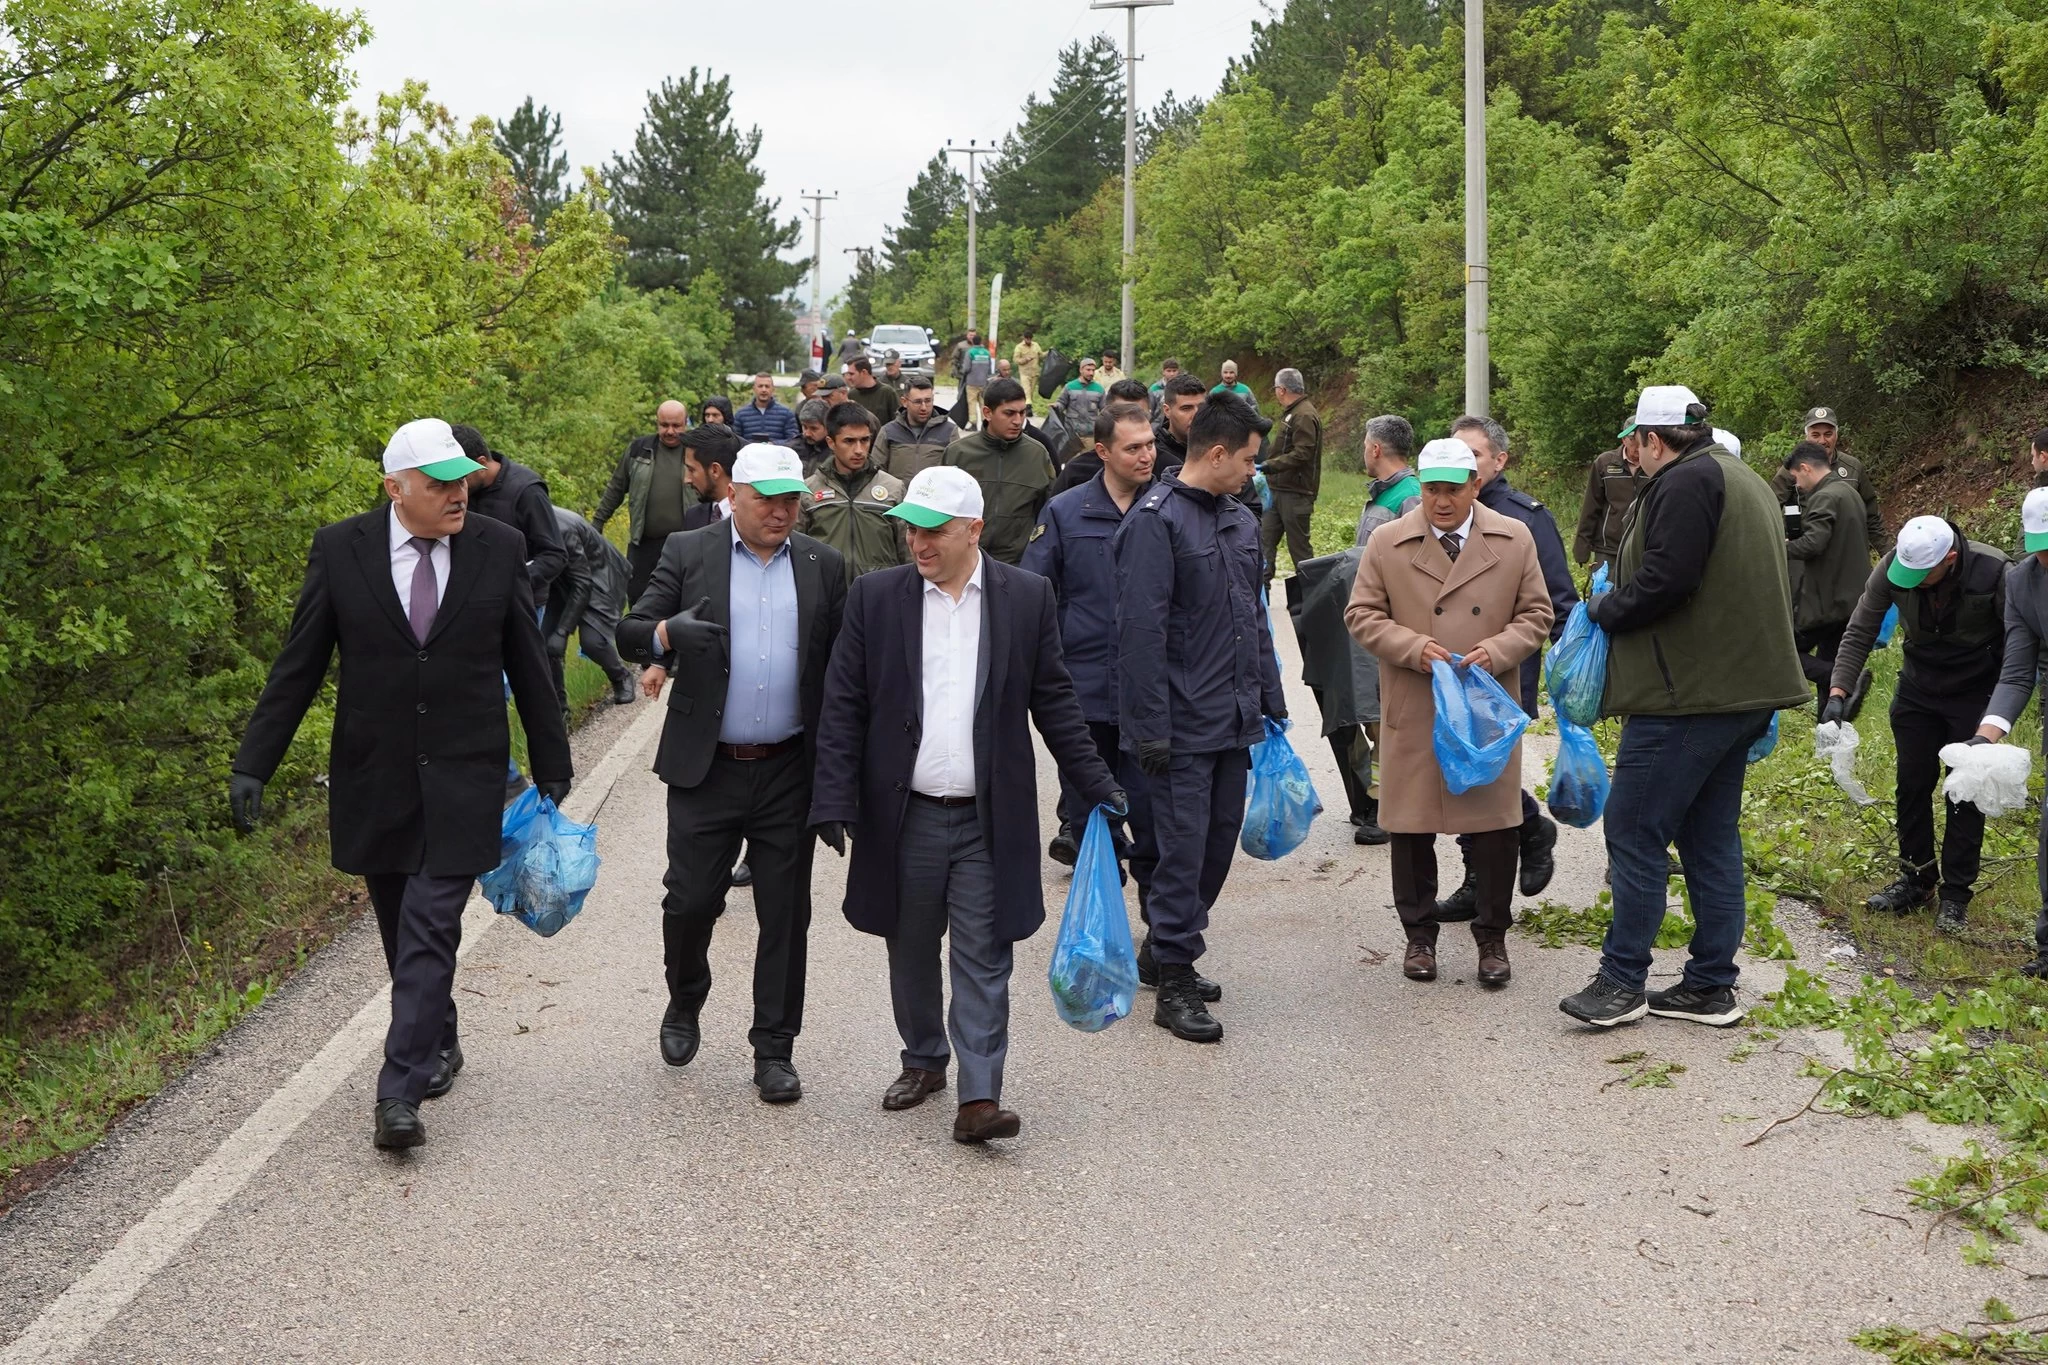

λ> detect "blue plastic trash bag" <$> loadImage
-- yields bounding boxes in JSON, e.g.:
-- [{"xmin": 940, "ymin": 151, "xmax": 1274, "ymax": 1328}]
[
  {"xmin": 1747, "ymin": 711, "xmax": 1779, "ymax": 764},
  {"xmin": 1547, "ymin": 719, "xmax": 1610, "ymax": 828},
  {"xmin": 1876, "ymin": 603, "xmax": 1899, "ymax": 647},
  {"xmin": 1241, "ymin": 716, "xmax": 1323, "ymax": 859},
  {"xmin": 1431, "ymin": 656, "xmax": 1532, "ymax": 795},
  {"xmin": 1547, "ymin": 561, "xmax": 1611, "ymax": 729},
  {"xmin": 1047, "ymin": 806, "xmax": 1138, "ymax": 1032},
  {"xmin": 479, "ymin": 785, "xmax": 601, "ymax": 937}
]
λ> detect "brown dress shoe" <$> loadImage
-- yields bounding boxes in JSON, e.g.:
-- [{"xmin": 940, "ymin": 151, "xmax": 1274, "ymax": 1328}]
[
  {"xmin": 952, "ymin": 1099, "xmax": 1022, "ymax": 1144},
  {"xmin": 1403, "ymin": 939, "xmax": 1438, "ymax": 981},
  {"xmin": 882, "ymin": 1067, "xmax": 947, "ymax": 1111},
  {"xmin": 1476, "ymin": 937, "xmax": 1511, "ymax": 987}
]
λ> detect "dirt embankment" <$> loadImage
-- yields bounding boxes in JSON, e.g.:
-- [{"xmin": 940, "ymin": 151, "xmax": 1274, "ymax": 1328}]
[{"xmin": 1869, "ymin": 372, "xmax": 2048, "ymax": 532}]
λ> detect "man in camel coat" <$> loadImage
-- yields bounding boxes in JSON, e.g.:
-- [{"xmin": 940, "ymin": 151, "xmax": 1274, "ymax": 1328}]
[{"xmin": 1346, "ymin": 436, "xmax": 1553, "ymax": 988}]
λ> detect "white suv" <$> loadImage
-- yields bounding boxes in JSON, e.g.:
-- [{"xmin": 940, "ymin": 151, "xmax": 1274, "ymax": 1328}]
[{"xmin": 864, "ymin": 324, "xmax": 935, "ymax": 371}]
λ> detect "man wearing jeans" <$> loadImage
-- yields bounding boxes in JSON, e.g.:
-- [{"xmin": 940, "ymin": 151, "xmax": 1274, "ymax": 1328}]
[{"xmin": 1559, "ymin": 386, "xmax": 1807, "ymax": 1029}]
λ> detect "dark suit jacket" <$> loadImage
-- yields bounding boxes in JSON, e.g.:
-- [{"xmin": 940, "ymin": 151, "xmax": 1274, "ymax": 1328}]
[
  {"xmin": 809, "ymin": 555, "xmax": 1117, "ymax": 944},
  {"xmin": 232, "ymin": 507, "xmax": 572, "ymax": 877},
  {"xmin": 680, "ymin": 501, "xmax": 723, "ymax": 533},
  {"xmin": 616, "ymin": 523, "xmax": 846, "ymax": 789}
]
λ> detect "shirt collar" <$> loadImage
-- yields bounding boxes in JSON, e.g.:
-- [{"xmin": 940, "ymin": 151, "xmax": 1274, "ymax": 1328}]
[
  {"xmin": 390, "ymin": 503, "xmax": 448, "ymax": 548},
  {"xmin": 1432, "ymin": 509, "xmax": 1475, "ymax": 542},
  {"xmin": 922, "ymin": 554, "xmax": 986, "ymax": 602},
  {"xmin": 729, "ymin": 519, "xmax": 788, "ymax": 563}
]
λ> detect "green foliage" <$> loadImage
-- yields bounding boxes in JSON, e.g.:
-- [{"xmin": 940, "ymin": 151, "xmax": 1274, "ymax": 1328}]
[
  {"xmin": 1517, "ymin": 882, "xmax": 1793, "ymax": 961},
  {"xmin": 1604, "ymin": 1049, "xmax": 1688, "ymax": 1089},
  {"xmin": 982, "ymin": 37, "xmax": 1126, "ymax": 233},
  {"xmin": 1854, "ymin": 1320, "xmax": 2048, "ymax": 1362},
  {"xmin": 883, "ymin": 156, "xmax": 965, "ymax": 274},
  {"xmin": 495, "ymin": 96, "xmax": 570, "ymax": 234}
]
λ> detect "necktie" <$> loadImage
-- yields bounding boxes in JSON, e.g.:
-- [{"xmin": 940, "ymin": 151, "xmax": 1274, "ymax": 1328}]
[
  {"xmin": 1440, "ymin": 530, "xmax": 1462, "ymax": 562},
  {"xmin": 408, "ymin": 537, "xmax": 438, "ymax": 643}
]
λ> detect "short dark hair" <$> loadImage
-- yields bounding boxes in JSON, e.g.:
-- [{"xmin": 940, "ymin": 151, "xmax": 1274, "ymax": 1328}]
[
  {"xmin": 982, "ymin": 376, "xmax": 1028, "ymax": 410},
  {"xmin": 1784, "ymin": 441, "xmax": 1831, "ymax": 471},
  {"xmin": 1163, "ymin": 372, "xmax": 1207, "ymax": 400},
  {"xmin": 1094, "ymin": 401, "xmax": 1152, "ymax": 446},
  {"xmin": 1107, "ymin": 378, "xmax": 1149, "ymax": 403},
  {"xmin": 448, "ymin": 422, "xmax": 494, "ymax": 464},
  {"xmin": 681, "ymin": 425, "xmax": 740, "ymax": 477},
  {"xmin": 2032, "ymin": 428, "xmax": 2048, "ymax": 454},
  {"xmin": 1640, "ymin": 399, "xmax": 1712, "ymax": 452},
  {"xmin": 1161, "ymin": 357, "xmax": 1182, "ymax": 371},
  {"xmin": 1188, "ymin": 392, "xmax": 1272, "ymax": 456},
  {"xmin": 850, "ymin": 355, "xmax": 874, "ymax": 374},
  {"xmin": 905, "ymin": 375, "xmax": 934, "ymax": 394},
  {"xmin": 826, "ymin": 403, "xmax": 875, "ymax": 438}
]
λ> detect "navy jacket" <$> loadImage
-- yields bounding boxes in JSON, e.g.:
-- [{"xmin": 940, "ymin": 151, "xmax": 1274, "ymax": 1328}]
[
  {"xmin": 1114, "ymin": 472, "xmax": 1285, "ymax": 754},
  {"xmin": 1477, "ymin": 474, "xmax": 1578, "ymax": 716},
  {"xmin": 734, "ymin": 398, "xmax": 799, "ymax": 444},
  {"xmin": 1019, "ymin": 473, "xmax": 1143, "ymax": 724}
]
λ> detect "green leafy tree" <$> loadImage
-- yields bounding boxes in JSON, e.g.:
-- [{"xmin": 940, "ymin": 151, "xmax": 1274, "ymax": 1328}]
[
  {"xmin": 982, "ymin": 36, "xmax": 1126, "ymax": 232},
  {"xmin": 606, "ymin": 70, "xmax": 804, "ymax": 367},
  {"xmin": 495, "ymin": 95, "xmax": 570, "ymax": 232},
  {"xmin": 883, "ymin": 155, "xmax": 964, "ymax": 275}
]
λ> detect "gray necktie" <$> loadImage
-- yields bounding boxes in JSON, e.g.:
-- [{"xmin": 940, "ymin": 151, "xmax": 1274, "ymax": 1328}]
[
  {"xmin": 408, "ymin": 537, "xmax": 438, "ymax": 643},
  {"xmin": 1440, "ymin": 530, "xmax": 1462, "ymax": 562}
]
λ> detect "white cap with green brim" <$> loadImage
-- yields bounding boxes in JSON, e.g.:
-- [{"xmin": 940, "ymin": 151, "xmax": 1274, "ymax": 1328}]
[
  {"xmin": 888, "ymin": 466, "xmax": 984, "ymax": 528},
  {"xmin": 2026, "ymin": 489, "xmax": 2048, "ymax": 552},
  {"xmin": 1888, "ymin": 515, "xmax": 1956, "ymax": 587},
  {"xmin": 733, "ymin": 443, "xmax": 808, "ymax": 496},
  {"xmin": 1621, "ymin": 385, "xmax": 1702, "ymax": 439},
  {"xmin": 383, "ymin": 417, "xmax": 481, "ymax": 483},
  {"xmin": 1416, "ymin": 437, "xmax": 1479, "ymax": 484}
]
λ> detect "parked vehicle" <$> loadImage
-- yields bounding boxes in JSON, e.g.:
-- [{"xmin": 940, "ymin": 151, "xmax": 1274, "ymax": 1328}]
[{"xmin": 863, "ymin": 323, "xmax": 935, "ymax": 371}]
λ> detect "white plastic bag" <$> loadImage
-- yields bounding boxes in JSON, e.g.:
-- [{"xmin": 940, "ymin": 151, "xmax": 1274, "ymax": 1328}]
[
  {"xmin": 1939, "ymin": 742, "xmax": 2034, "ymax": 819},
  {"xmin": 1813, "ymin": 720, "xmax": 1876, "ymax": 806}
]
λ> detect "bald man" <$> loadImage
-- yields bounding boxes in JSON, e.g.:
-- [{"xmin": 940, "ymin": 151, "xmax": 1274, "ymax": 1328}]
[{"xmin": 596, "ymin": 399, "xmax": 701, "ymax": 600}]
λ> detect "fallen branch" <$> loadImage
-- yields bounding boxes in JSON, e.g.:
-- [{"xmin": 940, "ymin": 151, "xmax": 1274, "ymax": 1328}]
[{"xmin": 1745, "ymin": 1069, "xmax": 1841, "ymax": 1147}]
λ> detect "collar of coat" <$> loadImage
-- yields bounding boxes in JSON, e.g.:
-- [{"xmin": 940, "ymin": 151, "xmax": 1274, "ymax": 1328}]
[{"xmin": 1382, "ymin": 500, "xmax": 1525, "ymax": 591}]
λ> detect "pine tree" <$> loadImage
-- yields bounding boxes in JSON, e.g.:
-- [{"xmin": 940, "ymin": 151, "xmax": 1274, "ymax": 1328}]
[
  {"xmin": 883, "ymin": 155, "xmax": 965, "ymax": 275},
  {"xmin": 606, "ymin": 70, "xmax": 804, "ymax": 366},
  {"xmin": 495, "ymin": 96, "xmax": 569, "ymax": 233},
  {"xmin": 981, "ymin": 36, "xmax": 1125, "ymax": 232}
]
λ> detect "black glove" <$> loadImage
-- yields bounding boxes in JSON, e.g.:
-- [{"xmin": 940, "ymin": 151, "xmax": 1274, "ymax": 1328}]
[
  {"xmin": 813, "ymin": 821, "xmax": 847, "ymax": 856},
  {"xmin": 1104, "ymin": 790, "xmax": 1130, "ymax": 819},
  {"xmin": 536, "ymin": 779, "xmax": 572, "ymax": 806},
  {"xmin": 1819, "ymin": 695, "xmax": 1847, "ymax": 726},
  {"xmin": 1137, "ymin": 740, "xmax": 1172, "ymax": 776},
  {"xmin": 1968, "ymin": 735, "xmax": 1993, "ymax": 747},
  {"xmin": 545, "ymin": 630, "xmax": 570, "ymax": 656},
  {"xmin": 229, "ymin": 773, "xmax": 264, "ymax": 834},
  {"xmin": 1267, "ymin": 709, "xmax": 1288, "ymax": 725},
  {"xmin": 1584, "ymin": 591, "xmax": 1612, "ymax": 628},
  {"xmin": 663, "ymin": 597, "xmax": 726, "ymax": 656}
]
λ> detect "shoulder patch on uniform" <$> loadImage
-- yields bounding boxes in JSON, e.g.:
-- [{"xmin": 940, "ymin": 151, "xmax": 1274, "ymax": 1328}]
[{"xmin": 873, "ymin": 487, "xmax": 893, "ymax": 501}]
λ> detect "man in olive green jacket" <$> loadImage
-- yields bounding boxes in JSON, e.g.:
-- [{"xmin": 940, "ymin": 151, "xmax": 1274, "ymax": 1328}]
[
  {"xmin": 1260, "ymin": 367, "xmax": 1322, "ymax": 587},
  {"xmin": 594, "ymin": 399, "xmax": 698, "ymax": 600},
  {"xmin": 1574, "ymin": 437, "xmax": 1640, "ymax": 568},
  {"xmin": 942, "ymin": 376, "xmax": 1056, "ymax": 565},
  {"xmin": 873, "ymin": 376, "xmax": 961, "ymax": 478},
  {"xmin": 1782, "ymin": 442, "xmax": 1872, "ymax": 711},
  {"xmin": 801, "ymin": 405, "xmax": 907, "ymax": 584},
  {"xmin": 1769, "ymin": 405, "xmax": 1885, "ymax": 546}
]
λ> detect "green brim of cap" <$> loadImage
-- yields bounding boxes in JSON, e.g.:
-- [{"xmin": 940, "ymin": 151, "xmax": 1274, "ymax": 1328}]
[
  {"xmin": 1417, "ymin": 468, "xmax": 1473, "ymax": 485},
  {"xmin": 2026, "ymin": 531, "xmax": 2048, "ymax": 552},
  {"xmin": 418, "ymin": 454, "xmax": 482, "ymax": 482},
  {"xmin": 744, "ymin": 478, "xmax": 807, "ymax": 496},
  {"xmin": 1615, "ymin": 422, "xmax": 1638, "ymax": 439},
  {"xmin": 886, "ymin": 502, "xmax": 954, "ymax": 528},
  {"xmin": 1886, "ymin": 557, "xmax": 1933, "ymax": 588}
]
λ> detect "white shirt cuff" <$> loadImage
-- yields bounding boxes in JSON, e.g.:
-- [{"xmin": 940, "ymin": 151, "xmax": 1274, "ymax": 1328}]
[{"xmin": 1982, "ymin": 715, "xmax": 2013, "ymax": 736}]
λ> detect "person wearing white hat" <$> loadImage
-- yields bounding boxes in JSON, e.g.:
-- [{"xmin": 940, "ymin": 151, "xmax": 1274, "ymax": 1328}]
[
  {"xmin": 1823, "ymin": 512, "xmax": 2010, "ymax": 932},
  {"xmin": 231, "ymin": 418, "xmax": 573, "ymax": 1150},
  {"xmin": 809, "ymin": 465, "xmax": 1124, "ymax": 1144},
  {"xmin": 1559, "ymin": 386, "xmax": 1807, "ymax": 1030},
  {"xmin": 616, "ymin": 442, "xmax": 847, "ymax": 1105},
  {"xmin": 1977, "ymin": 489, "xmax": 2048, "ymax": 971},
  {"xmin": 1348, "ymin": 435, "xmax": 1554, "ymax": 988}
]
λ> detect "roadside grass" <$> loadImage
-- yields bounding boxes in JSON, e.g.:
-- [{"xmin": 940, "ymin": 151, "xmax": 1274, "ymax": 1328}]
[{"xmin": 0, "ymin": 643, "xmax": 617, "ymax": 1210}]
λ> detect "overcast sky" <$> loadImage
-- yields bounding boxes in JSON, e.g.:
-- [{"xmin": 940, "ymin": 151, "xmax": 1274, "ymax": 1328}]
[{"xmin": 340, "ymin": 0, "xmax": 1265, "ymax": 311}]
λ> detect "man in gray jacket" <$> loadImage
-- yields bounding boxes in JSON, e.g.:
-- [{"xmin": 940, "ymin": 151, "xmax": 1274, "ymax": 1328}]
[
  {"xmin": 1973, "ymin": 488, "xmax": 2048, "ymax": 972},
  {"xmin": 873, "ymin": 376, "xmax": 961, "ymax": 478}
]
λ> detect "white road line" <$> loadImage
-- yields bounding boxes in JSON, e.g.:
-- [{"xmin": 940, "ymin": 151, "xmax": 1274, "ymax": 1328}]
[{"xmin": 2, "ymin": 694, "xmax": 671, "ymax": 1365}]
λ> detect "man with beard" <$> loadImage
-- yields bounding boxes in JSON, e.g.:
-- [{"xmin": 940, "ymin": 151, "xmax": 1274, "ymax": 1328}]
[
  {"xmin": 595, "ymin": 399, "xmax": 698, "ymax": 601},
  {"xmin": 873, "ymin": 376, "xmax": 961, "ymax": 479},
  {"xmin": 784, "ymin": 398, "xmax": 835, "ymax": 477},
  {"xmin": 848, "ymin": 355, "xmax": 901, "ymax": 429}
]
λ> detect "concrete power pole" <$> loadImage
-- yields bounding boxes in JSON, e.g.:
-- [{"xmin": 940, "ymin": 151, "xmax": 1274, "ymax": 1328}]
[
  {"xmin": 801, "ymin": 189, "xmax": 837, "ymax": 336},
  {"xmin": 944, "ymin": 141, "xmax": 992, "ymax": 332},
  {"xmin": 1463, "ymin": 0, "xmax": 1489, "ymax": 418},
  {"xmin": 1093, "ymin": 0, "xmax": 1171, "ymax": 374}
]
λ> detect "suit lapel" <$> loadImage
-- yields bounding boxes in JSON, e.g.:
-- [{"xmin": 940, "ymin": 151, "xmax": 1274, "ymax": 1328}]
[
  {"xmin": 1408, "ymin": 528, "xmax": 1450, "ymax": 586},
  {"xmin": 903, "ymin": 568, "xmax": 924, "ymax": 727},
  {"xmin": 703, "ymin": 525, "xmax": 734, "ymax": 627},
  {"xmin": 424, "ymin": 523, "xmax": 484, "ymax": 645},
  {"xmin": 978, "ymin": 556, "xmax": 1005, "ymax": 710},
  {"xmin": 354, "ymin": 509, "xmax": 415, "ymax": 643},
  {"xmin": 1440, "ymin": 520, "xmax": 1501, "ymax": 598},
  {"xmin": 793, "ymin": 538, "xmax": 822, "ymax": 680}
]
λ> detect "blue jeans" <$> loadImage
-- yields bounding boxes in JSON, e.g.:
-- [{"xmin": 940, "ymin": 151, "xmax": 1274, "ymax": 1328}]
[{"xmin": 1598, "ymin": 709, "xmax": 1773, "ymax": 993}]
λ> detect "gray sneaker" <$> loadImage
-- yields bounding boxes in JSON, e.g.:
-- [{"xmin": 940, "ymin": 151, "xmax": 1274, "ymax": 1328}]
[
  {"xmin": 1559, "ymin": 975, "xmax": 1648, "ymax": 1028},
  {"xmin": 1645, "ymin": 981, "xmax": 1745, "ymax": 1027}
]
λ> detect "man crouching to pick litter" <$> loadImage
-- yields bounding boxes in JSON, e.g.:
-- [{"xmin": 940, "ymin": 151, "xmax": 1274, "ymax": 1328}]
[
  {"xmin": 1345, "ymin": 436, "xmax": 1553, "ymax": 987},
  {"xmin": 1559, "ymin": 386, "xmax": 1806, "ymax": 1029}
]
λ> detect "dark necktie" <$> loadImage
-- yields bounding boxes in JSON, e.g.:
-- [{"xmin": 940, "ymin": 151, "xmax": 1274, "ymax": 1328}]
[
  {"xmin": 1440, "ymin": 530, "xmax": 1462, "ymax": 562},
  {"xmin": 408, "ymin": 537, "xmax": 438, "ymax": 643}
]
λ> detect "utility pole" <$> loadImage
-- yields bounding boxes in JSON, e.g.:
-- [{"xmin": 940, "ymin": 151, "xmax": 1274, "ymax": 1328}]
[
  {"xmin": 1463, "ymin": 0, "xmax": 1489, "ymax": 418},
  {"xmin": 1093, "ymin": 0, "xmax": 1171, "ymax": 373},
  {"xmin": 801, "ymin": 189, "xmax": 837, "ymax": 338},
  {"xmin": 943, "ymin": 141, "xmax": 993, "ymax": 332}
]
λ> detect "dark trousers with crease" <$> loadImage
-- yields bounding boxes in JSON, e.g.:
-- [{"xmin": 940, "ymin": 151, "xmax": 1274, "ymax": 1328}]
[
  {"xmin": 1390, "ymin": 829, "xmax": 1517, "ymax": 938},
  {"xmin": 363, "ymin": 872, "xmax": 473, "ymax": 1105},
  {"xmin": 890, "ymin": 797, "xmax": 1010, "ymax": 1104},
  {"xmin": 1134, "ymin": 747, "xmax": 1251, "ymax": 964},
  {"xmin": 661, "ymin": 748, "xmax": 814, "ymax": 1059}
]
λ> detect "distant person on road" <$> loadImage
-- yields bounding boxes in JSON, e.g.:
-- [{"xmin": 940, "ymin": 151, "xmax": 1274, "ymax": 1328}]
[
  {"xmin": 953, "ymin": 329, "xmax": 993, "ymax": 426},
  {"xmin": 1053, "ymin": 356, "xmax": 1106, "ymax": 436},
  {"xmin": 1012, "ymin": 327, "xmax": 1044, "ymax": 398},
  {"xmin": 1148, "ymin": 357, "xmax": 1183, "ymax": 419},
  {"xmin": 801, "ymin": 403, "xmax": 908, "ymax": 584},
  {"xmin": 230, "ymin": 419, "xmax": 571, "ymax": 1151},
  {"xmin": 1559, "ymin": 386, "xmax": 1806, "ymax": 1030},
  {"xmin": 595, "ymin": 399, "xmax": 699, "ymax": 602},
  {"xmin": 941, "ymin": 377, "xmax": 1056, "ymax": 565},
  {"xmin": 1259, "ymin": 367, "xmax": 1323, "ymax": 587},
  {"xmin": 547, "ymin": 506, "xmax": 638, "ymax": 709},
  {"xmin": 1781, "ymin": 441, "xmax": 1873, "ymax": 713},
  {"xmin": 785, "ymin": 398, "xmax": 835, "ymax": 477},
  {"xmin": 1347, "ymin": 437, "xmax": 1552, "ymax": 990},
  {"xmin": 1211, "ymin": 359, "xmax": 1256, "ymax": 410},
  {"xmin": 1098, "ymin": 351, "xmax": 1124, "ymax": 385},
  {"xmin": 1115, "ymin": 393, "xmax": 1285, "ymax": 1044},
  {"xmin": 1771, "ymin": 405, "xmax": 1884, "ymax": 546},
  {"xmin": 881, "ymin": 349, "xmax": 908, "ymax": 391},
  {"xmin": 837, "ymin": 329, "xmax": 861, "ymax": 364},
  {"xmin": 734, "ymin": 372, "xmax": 798, "ymax": 444},
  {"xmin": 847, "ymin": 354, "xmax": 901, "ymax": 429},
  {"xmin": 873, "ymin": 375, "xmax": 961, "ymax": 478},
  {"xmin": 796, "ymin": 369, "xmax": 822, "ymax": 406},
  {"xmin": 1574, "ymin": 426, "xmax": 1641, "ymax": 570},
  {"xmin": 1974, "ymin": 488, "xmax": 2048, "ymax": 974},
  {"xmin": 616, "ymin": 444, "xmax": 846, "ymax": 1106}
]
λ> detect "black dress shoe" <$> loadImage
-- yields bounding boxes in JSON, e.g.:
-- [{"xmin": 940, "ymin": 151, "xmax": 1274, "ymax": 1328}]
[
  {"xmin": 1048, "ymin": 823, "xmax": 1079, "ymax": 867},
  {"xmin": 730, "ymin": 861, "xmax": 754, "ymax": 888},
  {"xmin": 754, "ymin": 1058, "xmax": 802, "ymax": 1103},
  {"xmin": 610, "ymin": 675, "xmax": 636, "ymax": 706},
  {"xmin": 1519, "ymin": 814, "xmax": 1558, "ymax": 897},
  {"xmin": 1354, "ymin": 799, "xmax": 1390, "ymax": 845},
  {"xmin": 424, "ymin": 1042, "xmax": 464, "ymax": 1099},
  {"xmin": 373, "ymin": 1099, "xmax": 425, "ymax": 1150},
  {"xmin": 1136, "ymin": 933, "xmax": 1221, "ymax": 1002},
  {"xmin": 882, "ymin": 1067, "xmax": 947, "ymax": 1111},
  {"xmin": 659, "ymin": 1008, "xmax": 700, "ymax": 1067},
  {"xmin": 953, "ymin": 1099, "xmax": 1022, "ymax": 1143}
]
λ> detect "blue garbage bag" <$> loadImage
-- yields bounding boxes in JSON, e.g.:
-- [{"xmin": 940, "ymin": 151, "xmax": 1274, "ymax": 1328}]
[
  {"xmin": 479, "ymin": 785, "xmax": 601, "ymax": 937},
  {"xmin": 1546, "ymin": 568, "xmax": 1610, "ymax": 728},
  {"xmin": 1431, "ymin": 656, "xmax": 1532, "ymax": 795},
  {"xmin": 1876, "ymin": 603, "xmax": 1899, "ymax": 647},
  {"xmin": 1241, "ymin": 716, "xmax": 1323, "ymax": 859},
  {"xmin": 1747, "ymin": 711, "xmax": 1779, "ymax": 764},
  {"xmin": 1047, "ymin": 806, "xmax": 1138, "ymax": 1032},
  {"xmin": 1547, "ymin": 719, "xmax": 1610, "ymax": 828}
]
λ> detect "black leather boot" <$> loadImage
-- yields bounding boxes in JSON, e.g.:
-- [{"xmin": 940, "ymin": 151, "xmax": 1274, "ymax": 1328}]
[
  {"xmin": 1136, "ymin": 933, "xmax": 1221, "ymax": 1001},
  {"xmin": 1153, "ymin": 964, "xmax": 1223, "ymax": 1043}
]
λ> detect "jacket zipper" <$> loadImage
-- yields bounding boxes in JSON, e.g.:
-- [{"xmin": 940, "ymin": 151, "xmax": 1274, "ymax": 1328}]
[{"xmin": 1651, "ymin": 634, "xmax": 1676, "ymax": 701}]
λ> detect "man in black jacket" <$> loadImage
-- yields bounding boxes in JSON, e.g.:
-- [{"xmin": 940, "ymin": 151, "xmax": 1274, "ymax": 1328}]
[
  {"xmin": 616, "ymin": 445, "xmax": 846, "ymax": 1104},
  {"xmin": 453, "ymin": 424, "xmax": 565, "ymax": 604},
  {"xmin": 547, "ymin": 507, "xmax": 636, "ymax": 708},
  {"xmin": 230, "ymin": 419, "xmax": 572, "ymax": 1150}
]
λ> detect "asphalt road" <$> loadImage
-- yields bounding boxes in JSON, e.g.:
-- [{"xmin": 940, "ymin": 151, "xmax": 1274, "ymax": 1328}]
[{"xmin": 1, "ymin": 605, "xmax": 2028, "ymax": 1363}]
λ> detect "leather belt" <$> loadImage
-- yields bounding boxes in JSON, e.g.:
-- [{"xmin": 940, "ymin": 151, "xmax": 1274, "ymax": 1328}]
[
  {"xmin": 716, "ymin": 736, "xmax": 802, "ymax": 761},
  {"xmin": 909, "ymin": 791, "xmax": 976, "ymax": 808}
]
